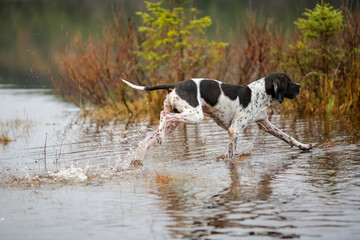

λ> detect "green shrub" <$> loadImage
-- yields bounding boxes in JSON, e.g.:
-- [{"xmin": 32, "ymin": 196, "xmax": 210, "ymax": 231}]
[{"xmin": 136, "ymin": 0, "xmax": 228, "ymax": 83}]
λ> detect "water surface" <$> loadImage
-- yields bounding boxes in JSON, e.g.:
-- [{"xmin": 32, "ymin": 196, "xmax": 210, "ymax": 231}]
[{"xmin": 1, "ymin": 86, "xmax": 360, "ymax": 239}]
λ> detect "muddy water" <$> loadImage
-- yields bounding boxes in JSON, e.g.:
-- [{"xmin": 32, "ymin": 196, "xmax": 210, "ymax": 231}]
[{"xmin": 1, "ymin": 86, "xmax": 360, "ymax": 239}]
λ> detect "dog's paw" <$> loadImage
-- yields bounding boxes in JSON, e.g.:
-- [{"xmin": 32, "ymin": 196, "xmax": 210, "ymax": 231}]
[
  {"xmin": 299, "ymin": 143, "xmax": 312, "ymax": 151},
  {"xmin": 130, "ymin": 159, "xmax": 143, "ymax": 168}
]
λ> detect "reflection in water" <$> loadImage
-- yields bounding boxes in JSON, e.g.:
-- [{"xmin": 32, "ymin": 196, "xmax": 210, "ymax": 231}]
[{"xmin": 154, "ymin": 152, "xmax": 307, "ymax": 239}]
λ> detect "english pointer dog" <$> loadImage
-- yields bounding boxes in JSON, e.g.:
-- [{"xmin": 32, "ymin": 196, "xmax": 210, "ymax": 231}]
[{"xmin": 123, "ymin": 73, "xmax": 312, "ymax": 166}]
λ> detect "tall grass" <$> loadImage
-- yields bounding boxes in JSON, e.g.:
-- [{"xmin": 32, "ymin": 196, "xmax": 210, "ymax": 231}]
[
  {"xmin": 221, "ymin": 10, "xmax": 284, "ymax": 86},
  {"xmin": 54, "ymin": 16, "xmax": 142, "ymax": 121},
  {"xmin": 55, "ymin": 2, "xmax": 360, "ymax": 122}
]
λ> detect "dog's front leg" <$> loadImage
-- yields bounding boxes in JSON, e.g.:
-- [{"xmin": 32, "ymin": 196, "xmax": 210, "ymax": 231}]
[
  {"xmin": 256, "ymin": 118, "xmax": 312, "ymax": 150},
  {"xmin": 227, "ymin": 114, "xmax": 252, "ymax": 158}
]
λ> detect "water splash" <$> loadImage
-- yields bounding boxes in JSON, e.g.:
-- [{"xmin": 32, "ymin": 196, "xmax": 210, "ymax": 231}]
[{"xmin": 48, "ymin": 166, "xmax": 87, "ymax": 182}]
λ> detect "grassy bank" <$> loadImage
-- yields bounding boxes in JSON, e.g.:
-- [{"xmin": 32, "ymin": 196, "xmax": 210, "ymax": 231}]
[{"xmin": 55, "ymin": 0, "xmax": 360, "ymax": 123}]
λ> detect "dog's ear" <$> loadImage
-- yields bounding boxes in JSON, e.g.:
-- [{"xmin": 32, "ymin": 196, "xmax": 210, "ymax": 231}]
[
  {"xmin": 265, "ymin": 72, "xmax": 288, "ymax": 103},
  {"xmin": 273, "ymin": 78, "xmax": 284, "ymax": 104}
]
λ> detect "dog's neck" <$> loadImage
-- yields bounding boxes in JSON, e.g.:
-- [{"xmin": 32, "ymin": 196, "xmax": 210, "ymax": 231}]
[{"xmin": 248, "ymin": 78, "xmax": 276, "ymax": 108}]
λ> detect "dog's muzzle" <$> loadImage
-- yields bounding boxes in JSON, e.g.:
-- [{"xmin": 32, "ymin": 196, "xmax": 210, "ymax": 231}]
[{"xmin": 285, "ymin": 83, "xmax": 301, "ymax": 99}]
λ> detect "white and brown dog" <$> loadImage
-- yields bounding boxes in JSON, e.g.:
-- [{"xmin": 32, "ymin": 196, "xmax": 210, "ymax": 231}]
[{"xmin": 123, "ymin": 72, "xmax": 312, "ymax": 166}]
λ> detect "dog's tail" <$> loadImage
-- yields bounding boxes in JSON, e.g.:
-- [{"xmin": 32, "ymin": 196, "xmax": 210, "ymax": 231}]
[{"xmin": 122, "ymin": 79, "xmax": 175, "ymax": 91}]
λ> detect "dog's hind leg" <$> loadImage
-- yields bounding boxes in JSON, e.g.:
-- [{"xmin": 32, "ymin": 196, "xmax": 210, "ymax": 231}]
[
  {"xmin": 256, "ymin": 118, "xmax": 312, "ymax": 150},
  {"xmin": 164, "ymin": 121, "xmax": 180, "ymax": 135},
  {"xmin": 156, "ymin": 108, "xmax": 204, "ymax": 144},
  {"xmin": 131, "ymin": 132, "xmax": 158, "ymax": 167},
  {"xmin": 130, "ymin": 114, "xmax": 181, "ymax": 167}
]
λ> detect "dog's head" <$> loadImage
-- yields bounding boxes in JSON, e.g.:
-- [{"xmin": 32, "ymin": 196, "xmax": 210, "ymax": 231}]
[{"xmin": 265, "ymin": 72, "xmax": 300, "ymax": 104}]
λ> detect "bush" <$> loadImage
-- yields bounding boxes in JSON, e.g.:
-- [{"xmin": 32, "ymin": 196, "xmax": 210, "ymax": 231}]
[{"xmin": 275, "ymin": 1, "xmax": 360, "ymax": 114}]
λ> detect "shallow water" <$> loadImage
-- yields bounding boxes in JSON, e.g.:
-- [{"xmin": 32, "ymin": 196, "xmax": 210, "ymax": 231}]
[{"xmin": 1, "ymin": 86, "xmax": 360, "ymax": 239}]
